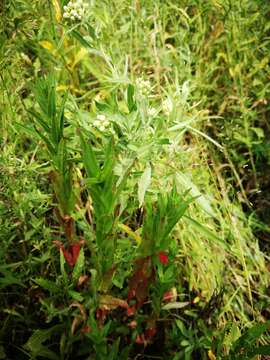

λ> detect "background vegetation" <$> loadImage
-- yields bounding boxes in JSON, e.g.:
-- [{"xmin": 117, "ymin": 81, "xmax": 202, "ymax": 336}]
[{"xmin": 1, "ymin": 0, "xmax": 270, "ymax": 359}]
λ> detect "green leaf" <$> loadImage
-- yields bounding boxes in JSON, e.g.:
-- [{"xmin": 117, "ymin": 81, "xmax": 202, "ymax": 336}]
[
  {"xmin": 32, "ymin": 278, "xmax": 59, "ymax": 294},
  {"xmin": 138, "ymin": 164, "xmax": 151, "ymax": 207},
  {"xmin": 79, "ymin": 130, "xmax": 100, "ymax": 178},
  {"xmin": 176, "ymin": 171, "xmax": 216, "ymax": 217},
  {"xmin": 127, "ymin": 84, "xmax": 136, "ymax": 112},
  {"xmin": 24, "ymin": 325, "xmax": 63, "ymax": 359},
  {"xmin": 71, "ymin": 30, "xmax": 92, "ymax": 49},
  {"xmin": 58, "ymin": 93, "xmax": 67, "ymax": 142},
  {"xmin": 162, "ymin": 301, "xmax": 190, "ymax": 310},
  {"xmin": 232, "ymin": 321, "xmax": 270, "ymax": 354},
  {"xmin": 32, "ymin": 79, "xmax": 48, "ymax": 116},
  {"xmin": 60, "ymin": 250, "xmax": 69, "ymax": 285},
  {"xmin": 47, "ymin": 76, "xmax": 56, "ymax": 125},
  {"xmin": 247, "ymin": 345, "xmax": 270, "ymax": 357},
  {"xmin": 14, "ymin": 122, "xmax": 38, "ymax": 138},
  {"xmin": 34, "ymin": 125, "xmax": 55, "ymax": 155},
  {"xmin": 108, "ymin": 337, "xmax": 120, "ymax": 359},
  {"xmin": 72, "ymin": 248, "xmax": 85, "ymax": 283},
  {"xmin": 68, "ymin": 290, "xmax": 84, "ymax": 302},
  {"xmin": 184, "ymin": 215, "xmax": 229, "ymax": 251},
  {"xmin": 0, "ymin": 269, "xmax": 23, "ymax": 288},
  {"xmin": 28, "ymin": 110, "xmax": 50, "ymax": 133},
  {"xmin": 100, "ymin": 138, "xmax": 114, "ymax": 181}
]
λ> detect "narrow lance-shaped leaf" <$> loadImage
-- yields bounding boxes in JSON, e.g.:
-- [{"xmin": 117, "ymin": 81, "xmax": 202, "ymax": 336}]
[
  {"xmin": 231, "ymin": 321, "xmax": 270, "ymax": 354},
  {"xmin": 47, "ymin": 75, "xmax": 56, "ymax": 120},
  {"xmin": 48, "ymin": 85, "xmax": 58, "ymax": 146},
  {"xmin": 71, "ymin": 30, "xmax": 93, "ymax": 49},
  {"xmin": 60, "ymin": 250, "xmax": 69, "ymax": 285},
  {"xmin": 184, "ymin": 215, "xmax": 229, "ymax": 251},
  {"xmin": 24, "ymin": 324, "xmax": 64, "ymax": 360},
  {"xmin": 32, "ymin": 80, "xmax": 48, "ymax": 116},
  {"xmin": 247, "ymin": 345, "xmax": 270, "ymax": 358},
  {"xmin": 57, "ymin": 92, "xmax": 68, "ymax": 143},
  {"xmin": 32, "ymin": 278, "xmax": 59, "ymax": 295},
  {"xmin": 101, "ymin": 137, "xmax": 114, "ymax": 181},
  {"xmin": 34, "ymin": 126, "xmax": 55, "ymax": 155},
  {"xmin": 162, "ymin": 198, "xmax": 192, "ymax": 241},
  {"xmin": 127, "ymin": 84, "xmax": 136, "ymax": 112},
  {"xmin": 72, "ymin": 248, "xmax": 85, "ymax": 283},
  {"xmin": 138, "ymin": 164, "xmax": 151, "ymax": 207},
  {"xmin": 28, "ymin": 110, "xmax": 50, "ymax": 133},
  {"xmin": 103, "ymin": 174, "xmax": 115, "ymax": 212},
  {"xmin": 79, "ymin": 130, "xmax": 100, "ymax": 178}
]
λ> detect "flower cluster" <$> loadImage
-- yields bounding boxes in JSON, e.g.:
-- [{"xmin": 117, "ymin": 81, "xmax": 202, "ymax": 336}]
[
  {"xmin": 63, "ymin": 0, "xmax": 89, "ymax": 21},
  {"xmin": 93, "ymin": 114, "xmax": 112, "ymax": 133},
  {"xmin": 136, "ymin": 77, "xmax": 151, "ymax": 96}
]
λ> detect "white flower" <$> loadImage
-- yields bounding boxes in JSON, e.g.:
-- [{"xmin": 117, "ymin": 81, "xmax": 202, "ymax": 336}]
[
  {"xmin": 162, "ymin": 98, "xmax": 173, "ymax": 115},
  {"xmin": 93, "ymin": 114, "xmax": 112, "ymax": 132},
  {"xmin": 62, "ymin": 0, "xmax": 89, "ymax": 22},
  {"xmin": 136, "ymin": 77, "xmax": 151, "ymax": 96},
  {"xmin": 97, "ymin": 114, "xmax": 106, "ymax": 121}
]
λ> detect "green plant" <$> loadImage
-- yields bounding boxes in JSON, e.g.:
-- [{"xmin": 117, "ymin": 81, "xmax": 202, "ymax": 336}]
[{"xmin": 1, "ymin": 0, "xmax": 270, "ymax": 359}]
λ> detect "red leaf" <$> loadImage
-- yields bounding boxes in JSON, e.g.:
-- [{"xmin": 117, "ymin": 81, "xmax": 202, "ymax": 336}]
[
  {"xmin": 61, "ymin": 248, "xmax": 74, "ymax": 267},
  {"xmin": 53, "ymin": 240, "xmax": 83, "ymax": 268},
  {"xmin": 163, "ymin": 287, "xmax": 177, "ymax": 302},
  {"xmin": 96, "ymin": 308, "xmax": 108, "ymax": 322},
  {"xmin": 158, "ymin": 251, "xmax": 169, "ymax": 265},
  {"xmin": 128, "ymin": 256, "xmax": 154, "ymax": 305},
  {"xmin": 70, "ymin": 243, "xmax": 81, "ymax": 264},
  {"xmin": 81, "ymin": 325, "xmax": 91, "ymax": 334},
  {"xmin": 128, "ymin": 289, "xmax": 136, "ymax": 301},
  {"xmin": 127, "ymin": 305, "xmax": 136, "ymax": 317},
  {"xmin": 145, "ymin": 327, "xmax": 157, "ymax": 339},
  {"xmin": 135, "ymin": 334, "xmax": 145, "ymax": 345},
  {"xmin": 99, "ymin": 295, "xmax": 128, "ymax": 311}
]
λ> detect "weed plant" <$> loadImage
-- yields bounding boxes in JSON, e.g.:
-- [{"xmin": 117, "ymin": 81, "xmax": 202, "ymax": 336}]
[{"xmin": 1, "ymin": 0, "xmax": 270, "ymax": 359}]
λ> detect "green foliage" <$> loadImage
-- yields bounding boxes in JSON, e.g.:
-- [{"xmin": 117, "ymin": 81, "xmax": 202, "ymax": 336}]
[
  {"xmin": 24, "ymin": 325, "xmax": 64, "ymax": 360},
  {"xmin": 222, "ymin": 322, "xmax": 270, "ymax": 360},
  {"xmin": 140, "ymin": 185, "xmax": 192, "ymax": 256},
  {"xmin": 1, "ymin": 0, "xmax": 270, "ymax": 359}
]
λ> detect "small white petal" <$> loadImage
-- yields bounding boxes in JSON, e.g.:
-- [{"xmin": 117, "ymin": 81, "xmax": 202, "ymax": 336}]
[{"xmin": 97, "ymin": 114, "xmax": 106, "ymax": 121}]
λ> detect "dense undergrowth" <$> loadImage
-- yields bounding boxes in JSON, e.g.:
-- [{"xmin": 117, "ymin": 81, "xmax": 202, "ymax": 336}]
[{"xmin": 1, "ymin": 0, "xmax": 270, "ymax": 359}]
